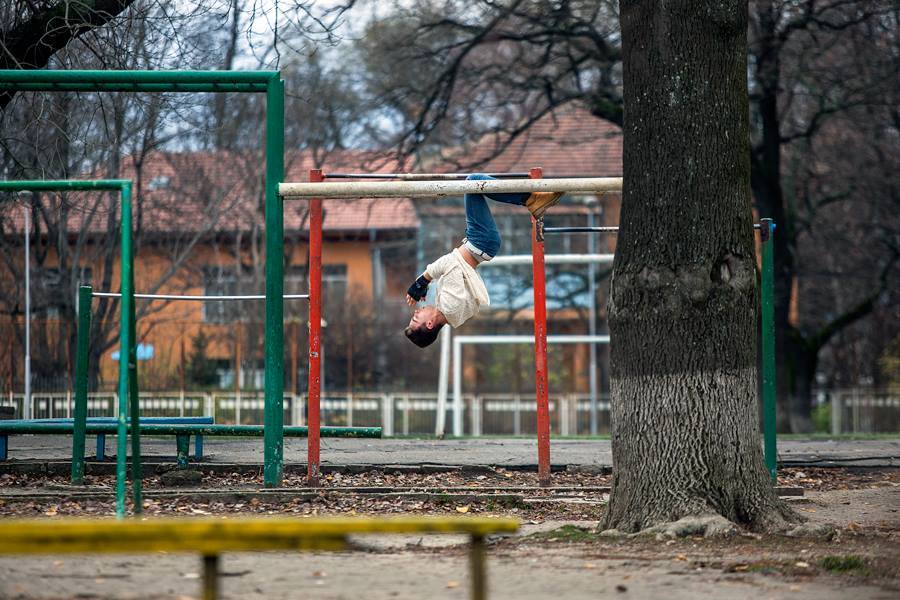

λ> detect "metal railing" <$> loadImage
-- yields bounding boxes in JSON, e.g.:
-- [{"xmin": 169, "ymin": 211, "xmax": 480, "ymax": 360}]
[
  {"xmin": 0, "ymin": 390, "xmax": 614, "ymax": 435},
  {"xmin": 829, "ymin": 388, "xmax": 900, "ymax": 434},
  {"xmin": 4, "ymin": 389, "xmax": 897, "ymax": 435}
]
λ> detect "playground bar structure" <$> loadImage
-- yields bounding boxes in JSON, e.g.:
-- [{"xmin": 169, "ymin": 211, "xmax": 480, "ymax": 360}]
[
  {"xmin": 0, "ymin": 69, "xmax": 290, "ymax": 490},
  {"xmin": 0, "ymin": 180, "xmax": 137, "ymax": 516},
  {"xmin": 540, "ymin": 220, "xmax": 780, "ymax": 480},
  {"xmin": 281, "ymin": 171, "xmax": 623, "ymax": 486}
]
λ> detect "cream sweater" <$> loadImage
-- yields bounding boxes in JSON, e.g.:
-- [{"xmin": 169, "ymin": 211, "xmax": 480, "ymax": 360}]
[{"xmin": 425, "ymin": 248, "xmax": 490, "ymax": 328}]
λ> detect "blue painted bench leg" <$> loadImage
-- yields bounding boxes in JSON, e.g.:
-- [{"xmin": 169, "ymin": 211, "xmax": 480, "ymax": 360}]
[
  {"xmin": 96, "ymin": 434, "xmax": 106, "ymax": 460},
  {"xmin": 0, "ymin": 434, "xmax": 7, "ymax": 461},
  {"xmin": 194, "ymin": 434, "xmax": 203, "ymax": 459}
]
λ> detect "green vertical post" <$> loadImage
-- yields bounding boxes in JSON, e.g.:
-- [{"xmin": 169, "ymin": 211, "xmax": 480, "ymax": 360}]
[
  {"xmin": 263, "ymin": 76, "xmax": 285, "ymax": 487},
  {"xmin": 115, "ymin": 183, "xmax": 133, "ymax": 518},
  {"xmin": 71, "ymin": 285, "xmax": 92, "ymax": 484},
  {"xmin": 127, "ymin": 204, "xmax": 142, "ymax": 513},
  {"xmin": 176, "ymin": 434, "xmax": 190, "ymax": 469},
  {"xmin": 761, "ymin": 218, "xmax": 777, "ymax": 483}
]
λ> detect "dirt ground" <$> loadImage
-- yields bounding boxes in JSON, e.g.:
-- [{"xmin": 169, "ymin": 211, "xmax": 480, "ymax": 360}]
[{"xmin": 0, "ymin": 467, "xmax": 897, "ymax": 599}]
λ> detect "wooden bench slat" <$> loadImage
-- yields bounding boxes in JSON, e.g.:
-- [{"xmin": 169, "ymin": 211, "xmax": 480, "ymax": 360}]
[{"xmin": 0, "ymin": 516, "xmax": 519, "ymax": 555}]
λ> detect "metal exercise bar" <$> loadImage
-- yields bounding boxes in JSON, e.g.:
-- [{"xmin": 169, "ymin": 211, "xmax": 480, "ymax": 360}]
[
  {"xmin": 760, "ymin": 218, "xmax": 777, "ymax": 482},
  {"xmin": 280, "ymin": 177, "xmax": 623, "ymax": 198},
  {"xmin": 455, "ymin": 335, "xmax": 612, "ymax": 344},
  {"xmin": 92, "ymin": 292, "xmax": 309, "ymax": 301},
  {"xmin": 543, "ymin": 226, "xmax": 620, "ymax": 234},
  {"xmin": 0, "ymin": 180, "xmax": 131, "ymax": 191},
  {"xmin": 307, "ymin": 170, "xmax": 324, "ymax": 487},
  {"xmin": 544, "ymin": 223, "xmax": 769, "ymax": 234},
  {"xmin": 3, "ymin": 179, "xmax": 133, "ymax": 518},
  {"xmin": 0, "ymin": 69, "xmax": 277, "ymax": 92},
  {"xmin": 6, "ymin": 67, "xmax": 288, "ymax": 494},
  {"xmin": 529, "ymin": 168, "xmax": 552, "ymax": 488},
  {"xmin": 324, "ymin": 172, "xmax": 532, "ymax": 180},
  {"xmin": 488, "ymin": 253, "xmax": 614, "ymax": 266}
]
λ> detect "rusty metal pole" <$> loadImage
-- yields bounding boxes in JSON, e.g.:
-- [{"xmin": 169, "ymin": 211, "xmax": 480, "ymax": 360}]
[
  {"xmin": 202, "ymin": 554, "xmax": 219, "ymax": 600},
  {"xmin": 530, "ymin": 167, "xmax": 551, "ymax": 487},
  {"xmin": 469, "ymin": 535, "xmax": 487, "ymax": 600},
  {"xmin": 307, "ymin": 169, "xmax": 324, "ymax": 486}
]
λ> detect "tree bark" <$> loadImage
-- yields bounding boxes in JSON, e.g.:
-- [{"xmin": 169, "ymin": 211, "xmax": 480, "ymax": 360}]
[{"xmin": 604, "ymin": 0, "xmax": 794, "ymax": 532}]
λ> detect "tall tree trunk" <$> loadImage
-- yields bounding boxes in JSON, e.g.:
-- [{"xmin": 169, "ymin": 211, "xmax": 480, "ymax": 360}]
[{"xmin": 603, "ymin": 0, "xmax": 794, "ymax": 532}]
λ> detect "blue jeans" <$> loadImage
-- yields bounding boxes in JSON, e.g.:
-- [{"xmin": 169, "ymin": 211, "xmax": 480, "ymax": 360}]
[{"xmin": 464, "ymin": 174, "xmax": 530, "ymax": 257}]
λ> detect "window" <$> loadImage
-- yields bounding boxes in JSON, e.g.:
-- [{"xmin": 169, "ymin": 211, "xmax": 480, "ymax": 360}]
[
  {"xmin": 203, "ymin": 266, "xmax": 241, "ymax": 324},
  {"xmin": 323, "ymin": 264, "xmax": 348, "ymax": 301}
]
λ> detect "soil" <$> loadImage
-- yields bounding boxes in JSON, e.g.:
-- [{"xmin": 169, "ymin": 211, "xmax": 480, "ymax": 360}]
[{"xmin": 0, "ymin": 467, "xmax": 897, "ymax": 599}]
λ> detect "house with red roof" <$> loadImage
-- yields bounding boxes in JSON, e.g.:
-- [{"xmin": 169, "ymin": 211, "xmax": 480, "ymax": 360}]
[{"xmin": 1, "ymin": 103, "xmax": 622, "ymax": 397}]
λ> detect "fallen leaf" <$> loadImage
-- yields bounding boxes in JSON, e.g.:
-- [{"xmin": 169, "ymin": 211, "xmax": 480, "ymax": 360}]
[
  {"xmin": 182, "ymin": 573, "xmax": 200, "ymax": 580},
  {"xmin": 795, "ymin": 562, "xmax": 810, "ymax": 568},
  {"xmin": 446, "ymin": 581, "xmax": 460, "ymax": 589},
  {"xmin": 456, "ymin": 505, "xmax": 470, "ymax": 514}
]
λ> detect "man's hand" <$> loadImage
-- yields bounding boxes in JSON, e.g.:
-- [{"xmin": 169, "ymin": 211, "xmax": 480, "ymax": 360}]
[{"xmin": 407, "ymin": 274, "xmax": 430, "ymax": 303}]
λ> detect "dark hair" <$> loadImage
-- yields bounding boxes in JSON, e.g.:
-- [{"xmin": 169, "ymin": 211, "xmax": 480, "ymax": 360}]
[{"xmin": 404, "ymin": 322, "xmax": 443, "ymax": 348}]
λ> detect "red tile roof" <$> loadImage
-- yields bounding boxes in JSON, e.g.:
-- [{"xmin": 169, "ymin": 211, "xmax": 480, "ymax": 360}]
[
  {"xmin": 2, "ymin": 104, "xmax": 621, "ymax": 234},
  {"xmin": 2, "ymin": 149, "xmax": 419, "ymax": 234},
  {"xmin": 431, "ymin": 103, "xmax": 622, "ymax": 177}
]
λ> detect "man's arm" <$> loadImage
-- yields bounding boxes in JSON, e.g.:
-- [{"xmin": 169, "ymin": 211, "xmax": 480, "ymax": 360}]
[
  {"xmin": 406, "ymin": 272, "xmax": 432, "ymax": 306},
  {"xmin": 406, "ymin": 251, "xmax": 455, "ymax": 307}
]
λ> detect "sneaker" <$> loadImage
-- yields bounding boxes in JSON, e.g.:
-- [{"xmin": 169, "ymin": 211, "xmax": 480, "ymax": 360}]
[{"xmin": 525, "ymin": 192, "xmax": 565, "ymax": 219}]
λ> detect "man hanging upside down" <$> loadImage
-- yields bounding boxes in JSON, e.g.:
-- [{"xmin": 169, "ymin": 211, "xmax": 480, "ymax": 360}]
[{"xmin": 404, "ymin": 174, "xmax": 564, "ymax": 348}]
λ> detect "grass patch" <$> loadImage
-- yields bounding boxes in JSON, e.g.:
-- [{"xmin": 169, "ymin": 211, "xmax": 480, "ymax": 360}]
[{"xmin": 820, "ymin": 555, "xmax": 868, "ymax": 574}]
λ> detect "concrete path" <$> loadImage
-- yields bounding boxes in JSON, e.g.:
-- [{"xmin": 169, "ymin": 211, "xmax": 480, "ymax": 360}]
[{"xmin": 3, "ymin": 435, "xmax": 898, "ymax": 468}]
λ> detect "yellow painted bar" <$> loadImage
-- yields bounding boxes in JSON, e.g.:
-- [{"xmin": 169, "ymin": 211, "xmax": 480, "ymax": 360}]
[{"xmin": 0, "ymin": 516, "xmax": 519, "ymax": 556}]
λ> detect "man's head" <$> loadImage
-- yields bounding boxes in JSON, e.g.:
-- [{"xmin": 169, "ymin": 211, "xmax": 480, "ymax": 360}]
[{"xmin": 404, "ymin": 306, "xmax": 446, "ymax": 348}]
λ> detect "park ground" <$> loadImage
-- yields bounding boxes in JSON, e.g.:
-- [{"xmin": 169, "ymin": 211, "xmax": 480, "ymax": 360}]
[{"xmin": 0, "ymin": 437, "xmax": 897, "ymax": 599}]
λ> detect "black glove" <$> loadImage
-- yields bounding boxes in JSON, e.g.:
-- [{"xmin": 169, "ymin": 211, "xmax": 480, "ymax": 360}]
[{"xmin": 407, "ymin": 275, "xmax": 430, "ymax": 301}]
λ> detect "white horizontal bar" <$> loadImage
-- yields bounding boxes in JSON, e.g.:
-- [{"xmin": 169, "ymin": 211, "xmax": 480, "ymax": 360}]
[
  {"xmin": 455, "ymin": 335, "xmax": 611, "ymax": 345},
  {"xmin": 92, "ymin": 292, "xmax": 309, "ymax": 301},
  {"xmin": 279, "ymin": 177, "xmax": 622, "ymax": 198},
  {"xmin": 487, "ymin": 253, "xmax": 614, "ymax": 266}
]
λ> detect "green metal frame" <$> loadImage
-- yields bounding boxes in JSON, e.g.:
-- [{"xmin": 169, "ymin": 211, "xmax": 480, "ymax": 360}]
[
  {"xmin": 0, "ymin": 180, "xmax": 134, "ymax": 516},
  {"xmin": 0, "ymin": 70, "xmax": 287, "ymax": 493},
  {"xmin": 760, "ymin": 218, "xmax": 777, "ymax": 482}
]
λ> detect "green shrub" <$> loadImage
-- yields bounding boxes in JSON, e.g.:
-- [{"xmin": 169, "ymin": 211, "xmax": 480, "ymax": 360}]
[{"xmin": 812, "ymin": 403, "xmax": 831, "ymax": 433}]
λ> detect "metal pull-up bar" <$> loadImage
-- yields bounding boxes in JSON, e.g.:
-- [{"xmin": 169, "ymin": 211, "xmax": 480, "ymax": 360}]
[
  {"xmin": 279, "ymin": 177, "xmax": 622, "ymax": 198},
  {"xmin": 92, "ymin": 292, "xmax": 309, "ymax": 301},
  {"xmin": 324, "ymin": 172, "xmax": 532, "ymax": 180}
]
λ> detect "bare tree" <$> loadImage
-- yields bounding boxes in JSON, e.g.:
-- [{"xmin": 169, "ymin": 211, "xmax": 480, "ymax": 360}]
[
  {"xmin": 602, "ymin": 0, "xmax": 795, "ymax": 533},
  {"xmin": 748, "ymin": 0, "xmax": 900, "ymax": 431},
  {"xmin": 0, "ymin": 0, "xmax": 361, "ymax": 391},
  {"xmin": 354, "ymin": 0, "xmax": 898, "ymax": 430}
]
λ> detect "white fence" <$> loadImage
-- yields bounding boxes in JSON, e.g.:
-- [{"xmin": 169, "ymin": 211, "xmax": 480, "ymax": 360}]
[
  {"xmin": 0, "ymin": 391, "xmax": 610, "ymax": 436},
  {"xmin": 829, "ymin": 389, "xmax": 900, "ymax": 434},
  {"xmin": 2, "ymin": 388, "xmax": 897, "ymax": 435}
]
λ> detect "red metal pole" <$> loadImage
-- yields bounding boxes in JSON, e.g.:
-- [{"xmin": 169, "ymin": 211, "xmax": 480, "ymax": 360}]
[
  {"xmin": 307, "ymin": 169, "xmax": 324, "ymax": 486},
  {"xmin": 530, "ymin": 167, "xmax": 551, "ymax": 487}
]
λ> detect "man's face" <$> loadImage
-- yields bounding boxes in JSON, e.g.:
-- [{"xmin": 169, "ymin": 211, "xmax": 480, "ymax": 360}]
[{"xmin": 408, "ymin": 305, "xmax": 439, "ymax": 331}]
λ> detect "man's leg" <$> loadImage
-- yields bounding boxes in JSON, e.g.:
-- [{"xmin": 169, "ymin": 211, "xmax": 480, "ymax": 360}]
[
  {"xmin": 463, "ymin": 188, "xmax": 502, "ymax": 259},
  {"xmin": 466, "ymin": 173, "xmax": 563, "ymax": 219},
  {"xmin": 466, "ymin": 173, "xmax": 530, "ymax": 206}
]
